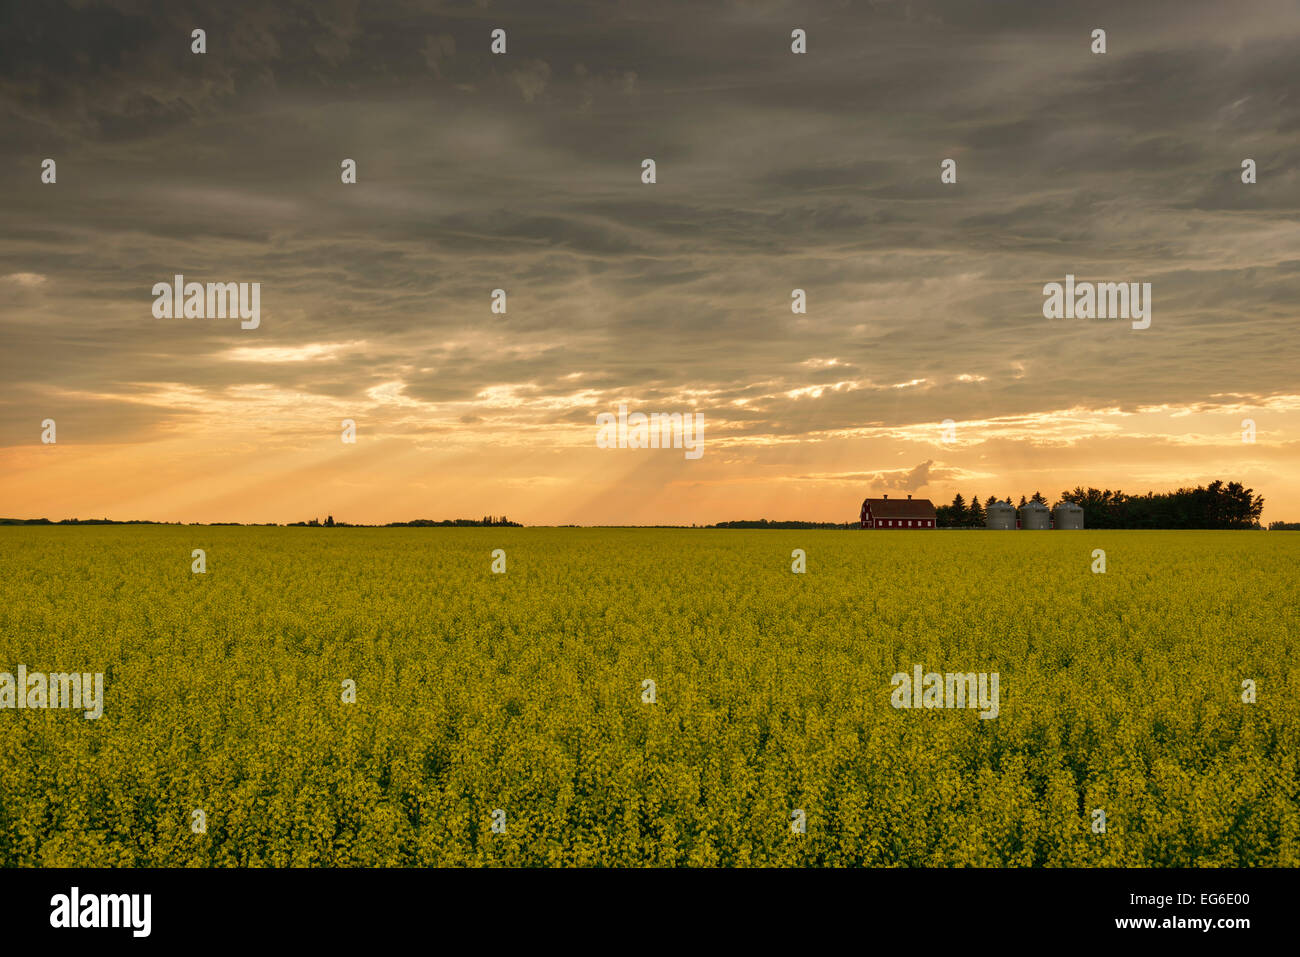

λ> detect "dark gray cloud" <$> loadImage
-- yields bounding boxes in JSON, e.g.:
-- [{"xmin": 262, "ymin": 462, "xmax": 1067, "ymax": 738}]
[{"xmin": 1, "ymin": 0, "xmax": 1298, "ymax": 458}]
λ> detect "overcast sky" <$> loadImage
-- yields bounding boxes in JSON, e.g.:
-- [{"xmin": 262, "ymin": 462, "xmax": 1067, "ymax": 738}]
[{"xmin": 2, "ymin": 0, "xmax": 1297, "ymax": 524}]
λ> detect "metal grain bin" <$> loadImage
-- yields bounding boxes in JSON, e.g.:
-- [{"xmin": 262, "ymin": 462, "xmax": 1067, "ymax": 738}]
[
  {"xmin": 1053, "ymin": 501, "xmax": 1084, "ymax": 529},
  {"xmin": 986, "ymin": 500, "xmax": 1016, "ymax": 529},
  {"xmin": 1019, "ymin": 500, "xmax": 1050, "ymax": 529}
]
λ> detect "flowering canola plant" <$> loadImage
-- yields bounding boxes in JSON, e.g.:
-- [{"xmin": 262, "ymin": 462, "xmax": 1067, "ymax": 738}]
[{"xmin": 0, "ymin": 526, "xmax": 1295, "ymax": 867}]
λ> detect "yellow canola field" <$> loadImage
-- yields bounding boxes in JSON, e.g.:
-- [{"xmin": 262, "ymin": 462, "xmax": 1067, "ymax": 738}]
[{"xmin": 0, "ymin": 526, "xmax": 1296, "ymax": 867}]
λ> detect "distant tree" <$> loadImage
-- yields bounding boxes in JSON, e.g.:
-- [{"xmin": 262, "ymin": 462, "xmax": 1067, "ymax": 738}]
[
  {"xmin": 949, "ymin": 493, "xmax": 967, "ymax": 527},
  {"xmin": 1059, "ymin": 481, "xmax": 1263, "ymax": 529},
  {"xmin": 1018, "ymin": 495, "xmax": 1027, "ymax": 508},
  {"xmin": 967, "ymin": 496, "xmax": 985, "ymax": 527},
  {"xmin": 325, "ymin": 515, "xmax": 335, "ymax": 527},
  {"xmin": 1031, "ymin": 491, "xmax": 1047, "ymax": 505},
  {"xmin": 984, "ymin": 495, "xmax": 998, "ymax": 513}
]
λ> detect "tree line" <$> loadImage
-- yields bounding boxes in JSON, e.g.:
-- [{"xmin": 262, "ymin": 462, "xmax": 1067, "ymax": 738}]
[
  {"xmin": 935, "ymin": 480, "xmax": 1263, "ymax": 529},
  {"xmin": 712, "ymin": 519, "xmax": 856, "ymax": 529},
  {"xmin": 936, "ymin": 493, "xmax": 1043, "ymax": 528},
  {"xmin": 287, "ymin": 515, "xmax": 522, "ymax": 527}
]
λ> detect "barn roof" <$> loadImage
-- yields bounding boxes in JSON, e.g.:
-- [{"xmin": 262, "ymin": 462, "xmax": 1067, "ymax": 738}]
[{"xmin": 862, "ymin": 497, "xmax": 937, "ymax": 519}]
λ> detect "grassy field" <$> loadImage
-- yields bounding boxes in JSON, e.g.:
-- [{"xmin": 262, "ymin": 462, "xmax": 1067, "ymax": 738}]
[{"xmin": 0, "ymin": 526, "xmax": 1296, "ymax": 866}]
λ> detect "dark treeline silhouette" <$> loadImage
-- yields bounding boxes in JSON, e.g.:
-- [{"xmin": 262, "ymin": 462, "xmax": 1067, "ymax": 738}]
[
  {"xmin": 5, "ymin": 488, "xmax": 1276, "ymax": 531},
  {"xmin": 711, "ymin": 519, "xmax": 857, "ymax": 529},
  {"xmin": 1269, "ymin": 521, "xmax": 1300, "ymax": 530},
  {"xmin": 3, "ymin": 516, "xmax": 523, "ymax": 527},
  {"xmin": 936, "ymin": 481, "xmax": 1264, "ymax": 529},
  {"xmin": 0, "ymin": 517, "xmax": 176, "ymax": 525},
  {"xmin": 384, "ymin": 516, "xmax": 521, "ymax": 527},
  {"xmin": 289, "ymin": 516, "xmax": 338, "ymax": 526},
  {"xmin": 1059, "ymin": 482, "xmax": 1263, "ymax": 529},
  {"xmin": 286, "ymin": 515, "xmax": 522, "ymax": 527},
  {"xmin": 937, "ymin": 492, "xmax": 1046, "ymax": 528}
]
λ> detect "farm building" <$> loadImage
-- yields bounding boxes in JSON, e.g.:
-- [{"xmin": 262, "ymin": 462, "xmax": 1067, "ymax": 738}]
[
  {"xmin": 1053, "ymin": 502, "xmax": 1085, "ymax": 529},
  {"xmin": 860, "ymin": 495, "xmax": 937, "ymax": 529},
  {"xmin": 1019, "ymin": 500, "xmax": 1051, "ymax": 529},
  {"xmin": 986, "ymin": 499, "xmax": 1016, "ymax": 529}
]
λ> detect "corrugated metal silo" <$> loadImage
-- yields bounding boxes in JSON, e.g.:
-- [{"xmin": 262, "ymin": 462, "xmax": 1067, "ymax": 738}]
[
  {"xmin": 986, "ymin": 500, "xmax": 1016, "ymax": 529},
  {"xmin": 1053, "ymin": 502, "xmax": 1084, "ymax": 529},
  {"xmin": 1019, "ymin": 500, "xmax": 1050, "ymax": 529}
]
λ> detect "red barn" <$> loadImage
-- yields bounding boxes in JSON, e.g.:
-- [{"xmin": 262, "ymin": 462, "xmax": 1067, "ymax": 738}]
[{"xmin": 860, "ymin": 494, "xmax": 937, "ymax": 529}]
